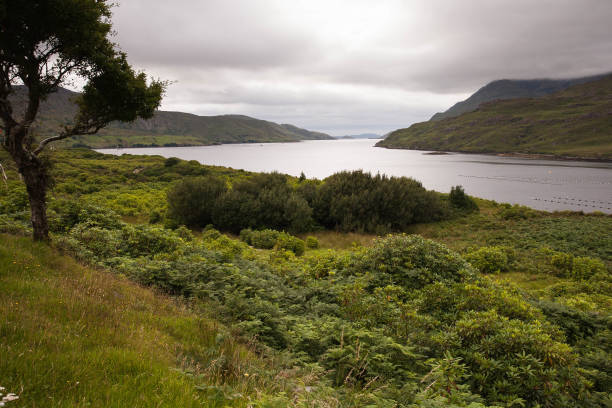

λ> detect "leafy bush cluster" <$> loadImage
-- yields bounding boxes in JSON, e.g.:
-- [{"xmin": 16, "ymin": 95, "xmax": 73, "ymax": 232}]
[
  {"xmin": 464, "ymin": 246, "xmax": 515, "ymax": 274},
  {"xmin": 167, "ymin": 173, "xmax": 314, "ymax": 233},
  {"xmin": 311, "ymin": 171, "xmax": 449, "ymax": 232},
  {"xmin": 45, "ymin": 204, "xmax": 609, "ymax": 407},
  {"xmin": 167, "ymin": 170, "xmax": 452, "ymax": 234},
  {"xmin": 549, "ymin": 250, "xmax": 606, "ymax": 280}
]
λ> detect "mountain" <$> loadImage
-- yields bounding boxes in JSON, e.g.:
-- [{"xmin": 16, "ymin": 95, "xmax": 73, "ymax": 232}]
[
  {"xmin": 430, "ymin": 73, "xmax": 609, "ymax": 121},
  {"xmin": 377, "ymin": 74, "xmax": 612, "ymax": 160},
  {"xmin": 334, "ymin": 133, "xmax": 382, "ymax": 139},
  {"xmin": 9, "ymin": 86, "xmax": 333, "ymax": 148}
]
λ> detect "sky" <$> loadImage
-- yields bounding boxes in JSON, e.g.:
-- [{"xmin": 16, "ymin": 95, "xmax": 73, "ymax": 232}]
[{"xmin": 111, "ymin": 0, "xmax": 612, "ymax": 136}]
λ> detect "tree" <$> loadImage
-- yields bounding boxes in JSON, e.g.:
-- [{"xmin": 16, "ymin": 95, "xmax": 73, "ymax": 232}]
[{"xmin": 0, "ymin": 0, "xmax": 164, "ymax": 240}]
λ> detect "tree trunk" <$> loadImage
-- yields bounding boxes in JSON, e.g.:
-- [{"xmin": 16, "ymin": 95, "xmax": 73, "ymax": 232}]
[
  {"xmin": 2, "ymin": 121, "xmax": 51, "ymax": 241},
  {"xmin": 21, "ymin": 163, "xmax": 50, "ymax": 241}
]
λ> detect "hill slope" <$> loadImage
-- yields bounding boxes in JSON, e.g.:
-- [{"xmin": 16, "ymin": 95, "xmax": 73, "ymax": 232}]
[
  {"xmin": 9, "ymin": 86, "xmax": 332, "ymax": 148},
  {"xmin": 0, "ymin": 234, "xmax": 288, "ymax": 407},
  {"xmin": 377, "ymin": 74, "xmax": 612, "ymax": 160},
  {"xmin": 430, "ymin": 73, "xmax": 609, "ymax": 121}
]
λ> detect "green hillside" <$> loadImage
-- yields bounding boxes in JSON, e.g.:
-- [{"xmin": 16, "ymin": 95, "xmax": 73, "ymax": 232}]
[
  {"xmin": 429, "ymin": 73, "xmax": 608, "ymax": 121},
  {"xmin": 1, "ymin": 149, "xmax": 611, "ymax": 406},
  {"xmin": 378, "ymin": 74, "xmax": 612, "ymax": 160},
  {"xmin": 9, "ymin": 86, "xmax": 332, "ymax": 148},
  {"xmin": 0, "ymin": 234, "xmax": 286, "ymax": 407}
]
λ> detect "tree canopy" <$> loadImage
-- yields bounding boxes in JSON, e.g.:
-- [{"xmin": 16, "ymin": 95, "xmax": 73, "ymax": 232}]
[{"xmin": 0, "ymin": 0, "xmax": 164, "ymax": 240}]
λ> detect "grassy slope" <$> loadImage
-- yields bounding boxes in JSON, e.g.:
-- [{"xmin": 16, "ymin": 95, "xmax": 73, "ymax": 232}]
[
  {"xmin": 0, "ymin": 235, "xmax": 275, "ymax": 407},
  {"xmin": 378, "ymin": 74, "xmax": 612, "ymax": 159}
]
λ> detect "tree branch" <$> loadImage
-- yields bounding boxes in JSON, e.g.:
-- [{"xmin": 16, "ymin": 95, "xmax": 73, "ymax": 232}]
[
  {"xmin": 33, "ymin": 121, "xmax": 104, "ymax": 155},
  {"xmin": 0, "ymin": 64, "xmax": 18, "ymax": 130}
]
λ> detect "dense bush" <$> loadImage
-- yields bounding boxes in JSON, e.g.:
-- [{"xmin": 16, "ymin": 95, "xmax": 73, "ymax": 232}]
[
  {"xmin": 166, "ymin": 176, "xmax": 227, "ymax": 227},
  {"xmin": 354, "ymin": 234, "xmax": 475, "ymax": 290},
  {"xmin": 211, "ymin": 173, "xmax": 314, "ymax": 233},
  {"xmin": 549, "ymin": 250, "xmax": 606, "ymax": 280},
  {"xmin": 313, "ymin": 171, "xmax": 448, "ymax": 233},
  {"xmin": 464, "ymin": 246, "xmax": 514, "ymax": 274},
  {"xmin": 305, "ymin": 236, "xmax": 319, "ymax": 249},
  {"xmin": 166, "ymin": 170, "xmax": 449, "ymax": 234},
  {"xmin": 449, "ymin": 185, "xmax": 478, "ymax": 211}
]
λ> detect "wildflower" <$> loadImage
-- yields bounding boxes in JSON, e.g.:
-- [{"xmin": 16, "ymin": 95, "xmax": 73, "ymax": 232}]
[{"xmin": 0, "ymin": 386, "xmax": 19, "ymax": 407}]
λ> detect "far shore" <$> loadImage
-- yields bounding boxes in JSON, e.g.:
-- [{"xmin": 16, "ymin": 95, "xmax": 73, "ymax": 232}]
[{"xmin": 376, "ymin": 145, "xmax": 612, "ymax": 163}]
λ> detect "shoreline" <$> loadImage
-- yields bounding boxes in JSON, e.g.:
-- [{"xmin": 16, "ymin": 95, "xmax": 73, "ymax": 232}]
[{"xmin": 375, "ymin": 145, "xmax": 612, "ymax": 163}]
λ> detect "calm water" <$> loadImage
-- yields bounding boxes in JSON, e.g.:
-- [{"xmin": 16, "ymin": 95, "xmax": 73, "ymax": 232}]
[{"xmin": 98, "ymin": 139, "xmax": 612, "ymax": 213}]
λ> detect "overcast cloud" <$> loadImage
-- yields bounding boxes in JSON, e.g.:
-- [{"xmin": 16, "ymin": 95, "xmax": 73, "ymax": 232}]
[{"xmin": 111, "ymin": 0, "xmax": 612, "ymax": 135}]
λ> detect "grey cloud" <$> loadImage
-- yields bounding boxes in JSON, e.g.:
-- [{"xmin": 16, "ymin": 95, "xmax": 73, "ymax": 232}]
[{"xmin": 111, "ymin": 0, "xmax": 612, "ymax": 134}]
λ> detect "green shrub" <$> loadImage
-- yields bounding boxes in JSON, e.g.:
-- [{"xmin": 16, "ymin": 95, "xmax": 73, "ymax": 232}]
[
  {"xmin": 549, "ymin": 251, "xmax": 606, "ymax": 280},
  {"xmin": 148, "ymin": 210, "xmax": 162, "ymax": 224},
  {"xmin": 239, "ymin": 228, "xmax": 254, "ymax": 245},
  {"xmin": 550, "ymin": 251, "xmax": 574, "ymax": 273},
  {"xmin": 449, "ymin": 185, "xmax": 478, "ymax": 211},
  {"xmin": 314, "ymin": 171, "xmax": 449, "ymax": 233},
  {"xmin": 464, "ymin": 246, "xmax": 513, "ymax": 274},
  {"xmin": 499, "ymin": 204, "xmax": 538, "ymax": 220},
  {"xmin": 305, "ymin": 236, "xmax": 319, "ymax": 249},
  {"xmin": 249, "ymin": 229, "xmax": 280, "ymax": 250},
  {"xmin": 50, "ymin": 202, "xmax": 122, "ymax": 231},
  {"xmin": 571, "ymin": 256, "xmax": 606, "ymax": 280},
  {"xmin": 164, "ymin": 157, "xmax": 180, "ymax": 167},
  {"xmin": 276, "ymin": 233, "xmax": 305, "ymax": 256},
  {"xmin": 321, "ymin": 325, "xmax": 419, "ymax": 387},
  {"xmin": 68, "ymin": 224, "xmax": 124, "ymax": 260},
  {"xmin": 220, "ymin": 173, "xmax": 313, "ymax": 233},
  {"xmin": 0, "ymin": 181, "xmax": 28, "ymax": 214},
  {"xmin": 166, "ymin": 176, "xmax": 227, "ymax": 227},
  {"xmin": 173, "ymin": 225, "xmax": 194, "ymax": 241},
  {"xmin": 356, "ymin": 234, "xmax": 475, "ymax": 290}
]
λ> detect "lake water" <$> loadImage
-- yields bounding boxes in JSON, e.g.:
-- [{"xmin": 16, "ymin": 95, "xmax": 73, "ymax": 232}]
[{"xmin": 98, "ymin": 139, "xmax": 612, "ymax": 213}]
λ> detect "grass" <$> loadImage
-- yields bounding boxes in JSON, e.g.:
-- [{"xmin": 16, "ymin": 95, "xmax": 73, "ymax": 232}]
[
  {"xmin": 0, "ymin": 234, "xmax": 284, "ymax": 407},
  {"xmin": 298, "ymin": 230, "xmax": 376, "ymax": 250},
  {"xmin": 487, "ymin": 271, "xmax": 563, "ymax": 291}
]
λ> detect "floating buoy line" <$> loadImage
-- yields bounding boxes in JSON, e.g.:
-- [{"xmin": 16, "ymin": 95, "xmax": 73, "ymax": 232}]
[{"xmin": 532, "ymin": 197, "xmax": 612, "ymax": 210}]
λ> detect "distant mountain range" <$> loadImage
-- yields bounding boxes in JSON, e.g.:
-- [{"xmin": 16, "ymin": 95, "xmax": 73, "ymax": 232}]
[
  {"xmin": 9, "ymin": 86, "xmax": 332, "ymax": 148},
  {"xmin": 430, "ymin": 73, "xmax": 609, "ymax": 121},
  {"xmin": 334, "ymin": 133, "xmax": 382, "ymax": 139},
  {"xmin": 377, "ymin": 73, "xmax": 612, "ymax": 160}
]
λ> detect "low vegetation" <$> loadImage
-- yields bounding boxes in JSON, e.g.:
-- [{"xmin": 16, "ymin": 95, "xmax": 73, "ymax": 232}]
[{"xmin": 1, "ymin": 149, "xmax": 611, "ymax": 407}]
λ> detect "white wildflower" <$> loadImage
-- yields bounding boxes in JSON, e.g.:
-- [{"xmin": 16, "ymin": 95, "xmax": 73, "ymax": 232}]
[{"xmin": 0, "ymin": 386, "xmax": 19, "ymax": 406}]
